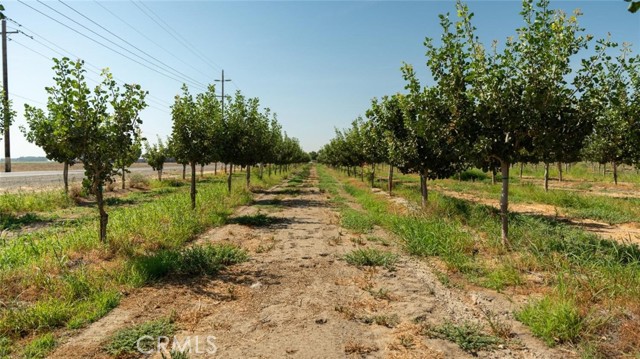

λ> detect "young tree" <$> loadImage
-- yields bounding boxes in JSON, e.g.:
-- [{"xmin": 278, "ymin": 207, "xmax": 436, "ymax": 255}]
[
  {"xmin": 24, "ymin": 58, "xmax": 146, "ymax": 242},
  {"xmin": 196, "ymin": 84, "xmax": 222, "ymax": 179},
  {"xmin": 144, "ymin": 137, "xmax": 169, "ymax": 181},
  {"xmin": 218, "ymin": 91, "xmax": 245, "ymax": 192},
  {"xmin": 115, "ymin": 134, "xmax": 142, "ymax": 189},
  {"xmin": 518, "ymin": 0, "xmax": 591, "ymax": 191},
  {"xmin": 401, "ymin": 67, "xmax": 468, "ymax": 207},
  {"xmin": 366, "ymin": 94, "xmax": 408, "ymax": 194},
  {"xmin": 577, "ymin": 40, "xmax": 640, "ymax": 185},
  {"xmin": 22, "ymin": 60, "xmax": 77, "ymax": 194},
  {"xmin": 465, "ymin": 25, "xmax": 527, "ymax": 245},
  {"xmin": 109, "ymin": 76, "xmax": 148, "ymax": 190},
  {"xmin": 395, "ymin": 1, "xmax": 474, "ymax": 207},
  {"xmin": 87, "ymin": 70, "xmax": 147, "ymax": 242},
  {"xmin": 171, "ymin": 84, "xmax": 215, "ymax": 209},
  {"xmin": 359, "ymin": 118, "xmax": 386, "ymax": 188}
]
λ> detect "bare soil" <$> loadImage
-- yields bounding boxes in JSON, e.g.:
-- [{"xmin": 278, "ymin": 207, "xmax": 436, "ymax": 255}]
[
  {"xmin": 49, "ymin": 167, "xmax": 568, "ymax": 358},
  {"xmin": 517, "ymin": 176, "xmax": 640, "ymax": 199},
  {"xmin": 434, "ymin": 186, "xmax": 640, "ymax": 246}
]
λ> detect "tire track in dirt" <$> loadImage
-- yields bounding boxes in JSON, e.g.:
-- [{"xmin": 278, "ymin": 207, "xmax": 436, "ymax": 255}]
[{"xmin": 49, "ymin": 167, "xmax": 568, "ymax": 358}]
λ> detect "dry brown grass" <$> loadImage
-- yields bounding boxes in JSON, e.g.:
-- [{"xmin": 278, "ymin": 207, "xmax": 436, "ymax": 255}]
[{"xmin": 344, "ymin": 340, "xmax": 379, "ymax": 355}]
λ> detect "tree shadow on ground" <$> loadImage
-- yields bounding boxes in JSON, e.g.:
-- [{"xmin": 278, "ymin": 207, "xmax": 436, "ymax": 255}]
[
  {"xmin": 0, "ymin": 213, "xmax": 52, "ymax": 231},
  {"xmin": 227, "ymin": 213, "xmax": 291, "ymax": 228}
]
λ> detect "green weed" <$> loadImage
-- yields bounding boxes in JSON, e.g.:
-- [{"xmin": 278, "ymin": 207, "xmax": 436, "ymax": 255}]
[
  {"xmin": 341, "ymin": 209, "xmax": 375, "ymax": 233},
  {"xmin": 104, "ymin": 317, "xmax": 175, "ymax": 356},
  {"xmin": 345, "ymin": 248, "xmax": 397, "ymax": 270},
  {"xmin": 130, "ymin": 244, "xmax": 248, "ymax": 283},
  {"xmin": 0, "ymin": 336, "xmax": 10, "ymax": 358},
  {"xmin": 481, "ymin": 264, "xmax": 523, "ymax": 291},
  {"xmin": 426, "ymin": 321, "xmax": 502, "ymax": 354},
  {"xmin": 23, "ymin": 333, "xmax": 56, "ymax": 359},
  {"xmin": 516, "ymin": 296, "xmax": 583, "ymax": 346}
]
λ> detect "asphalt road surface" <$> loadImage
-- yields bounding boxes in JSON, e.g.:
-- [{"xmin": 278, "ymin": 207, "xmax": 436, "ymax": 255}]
[{"xmin": 0, "ymin": 164, "xmax": 207, "ymax": 191}]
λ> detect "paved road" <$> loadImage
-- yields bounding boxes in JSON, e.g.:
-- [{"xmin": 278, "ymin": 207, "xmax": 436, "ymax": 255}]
[{"xmin": 0, "ymin": 164, "xmax": 212, "ymax": 191}]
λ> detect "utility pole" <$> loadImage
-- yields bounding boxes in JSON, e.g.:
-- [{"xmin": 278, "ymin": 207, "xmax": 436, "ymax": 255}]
[
  {"xmin": 215, "ymin": 70, "xmax": 232, "ymax": 191},
  {"xmin": 214, "ymin": 69, "xmax": 231, "ymax": 120},
  {"xmin": 2, "ymin": 18, "xmax": 17, "ymax": 173}
]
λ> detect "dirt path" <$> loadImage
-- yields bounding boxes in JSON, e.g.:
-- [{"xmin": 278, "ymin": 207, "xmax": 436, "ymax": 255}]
[
  {"xmin": 49, "ymin": 167, "xmax": 568, "ymax": 358},
  {"xmin": 432, "ymin": 187, "xmax": 640, "ymax": 246}
]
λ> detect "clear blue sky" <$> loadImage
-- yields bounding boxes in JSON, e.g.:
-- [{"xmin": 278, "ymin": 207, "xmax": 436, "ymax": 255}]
[{"xmin": 5, "ymin": 0, "xmax": 639, "ymax": 157}]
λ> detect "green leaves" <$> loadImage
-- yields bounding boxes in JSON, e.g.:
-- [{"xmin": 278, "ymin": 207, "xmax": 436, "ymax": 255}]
[
  {"xmin": 626, "ymin": 0, "xmax": 640, "ymax": 13},
  {"xmin": 22, "ymin": 58, "xmax": 147, "ymax": 241},
  {"xmin": 143, "ymin": 137, "xmax": 168, "ymax": 172}
]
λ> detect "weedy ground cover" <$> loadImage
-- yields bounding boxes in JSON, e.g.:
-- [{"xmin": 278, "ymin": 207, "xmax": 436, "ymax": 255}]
[
  {"xmin": 320, "ymin": 165, "xmax": 640, "ymax": 357},
  {"xmin": 0, "ymin": 166, "xmax": 301, "ymax": 358}
]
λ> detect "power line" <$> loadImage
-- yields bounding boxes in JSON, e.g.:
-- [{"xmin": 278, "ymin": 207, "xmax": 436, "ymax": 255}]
[
  {"xmin": 57, "ymin": 0, "xmax": 208, "ymax": 89},
  {"xmin": 37, "ymin": 0, "xmax": 206, "ymax": 91},
  {"xmin": 13, "ymin": 39, "xmax": 108, "ymax": 85},
  {"xmin": 9, "ymin": 17, "xmax": 105, "ymax": 76},
  {"xmin": 13, "ymin": 23, "xmax": 173, "ymax": 107},
  {"xmin": 11, "ymin": 93, "xmax": 46, "ymax": 106},
  {"xmin": 93, "ymin": 0, "xmax": 213, "ymax": 81},
  {"xmin": 12, "ymin": 40, "xmax": 170, "ymax": 114},
  {"xmin": 132, "ymin": 1, "xmax": 222, "ymax": 73},
  {"xmin": 17, "ymin": 0, "xmax": 207, "ymax": 92}
]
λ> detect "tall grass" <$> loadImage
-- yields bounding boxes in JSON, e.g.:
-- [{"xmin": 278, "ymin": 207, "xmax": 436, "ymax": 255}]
[{"xmin": 0, "ymin": 190, "xmax": 73, "ymax": 214}]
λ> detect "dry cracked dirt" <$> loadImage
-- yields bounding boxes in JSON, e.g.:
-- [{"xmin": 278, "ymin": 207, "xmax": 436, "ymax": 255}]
[{"xmin": 49, "ymin": 166, "xmax": 568, "ymax": 359}]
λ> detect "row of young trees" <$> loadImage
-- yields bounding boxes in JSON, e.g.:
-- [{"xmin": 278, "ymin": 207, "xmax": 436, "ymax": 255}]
[
  {"xmin": 318, "ymin": 0, "xmax": 640, "ymax": 245},
  {"xmin": 145, "ymin": 84, "xmax": 308, "ymax": 210},
  {"xmin": 21, "ymin": 57, "xmax": 308, "ymax": 242}
]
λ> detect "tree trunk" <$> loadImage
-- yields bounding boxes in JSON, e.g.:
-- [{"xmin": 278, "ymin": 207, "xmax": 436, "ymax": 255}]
[
  {"xmin": 268, "ymin": 163, "xmax": 272, "ymax": 177},
  {"xmin": 419, "ymin": 170, "xmax": 428, "ymax": 208},
  {"xmin": 121, "ymin": 165, "xmax": 126, "ymax": 189},
  {"xmin": 500, "ymin": 160, "xmax": 510, "ymax": 246},
  {"xmin": 201, "ymin": 164, "xmax": 204, "ymax": 178},
  {"xmin": 360, "ymin": 165, "xmax": 364, "ymax": 182},
  {"xmin": 388, "ymin": 165, "xmax": 394, "ymax": 194},
  {"xmin": 491, "ymin": 166, "xmax": 496, "ymax": 185},
  {"xmin": 519, "ymin": 163, "xmax": 523, "ymax": 179},
  {"xmin": 182, "ymin": 164, "xmax": 186, "ymax": 180},
  {"xmin": 613, "ymin": 162, "xmax": 618, "ymax": 185},
  {"xmin": 190, "ymin": 162, "xmax": 197, "ymax": 210},
  {"xmin": 259, "ymin": 163, "xmax": 264, "ymax": 180},
  {"xmin": 544, "ymin": 162, "xmax": 549, "ymax": 192},
  {"xmin": 214, "ymin": 162, "xmax": 217, "ymax": 175},
  {"xmin": 158, "ymin": 169, "xmax": 162, "ymax": 181},
  {"xmin": 96, "ymin": 184, "xmax": 108, "ymax": 242},
  {"xmin": 227, "ymin": 164, "xmax": 233, "ymax": 193},
  {"xmin": 63, "ymin": 162, "xmax": 69, "ymax": 194},
  {"xmin": 370, "ymin": 164, "xmax": 375, "ymax": 188},
  {"xmin": 603, "ymin": 163, "xmax": 607, "ymax": 176},
  {"xmin": 246, "ymin": 165, "xmax": 251, "ymax": 187},
  {"xmin": 347, "ymin": 167, "xmax": 351, "ymax": 177},
  {"xmin": 557, "ymin": 162, "xmax": 563, "ymax": 182}
]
